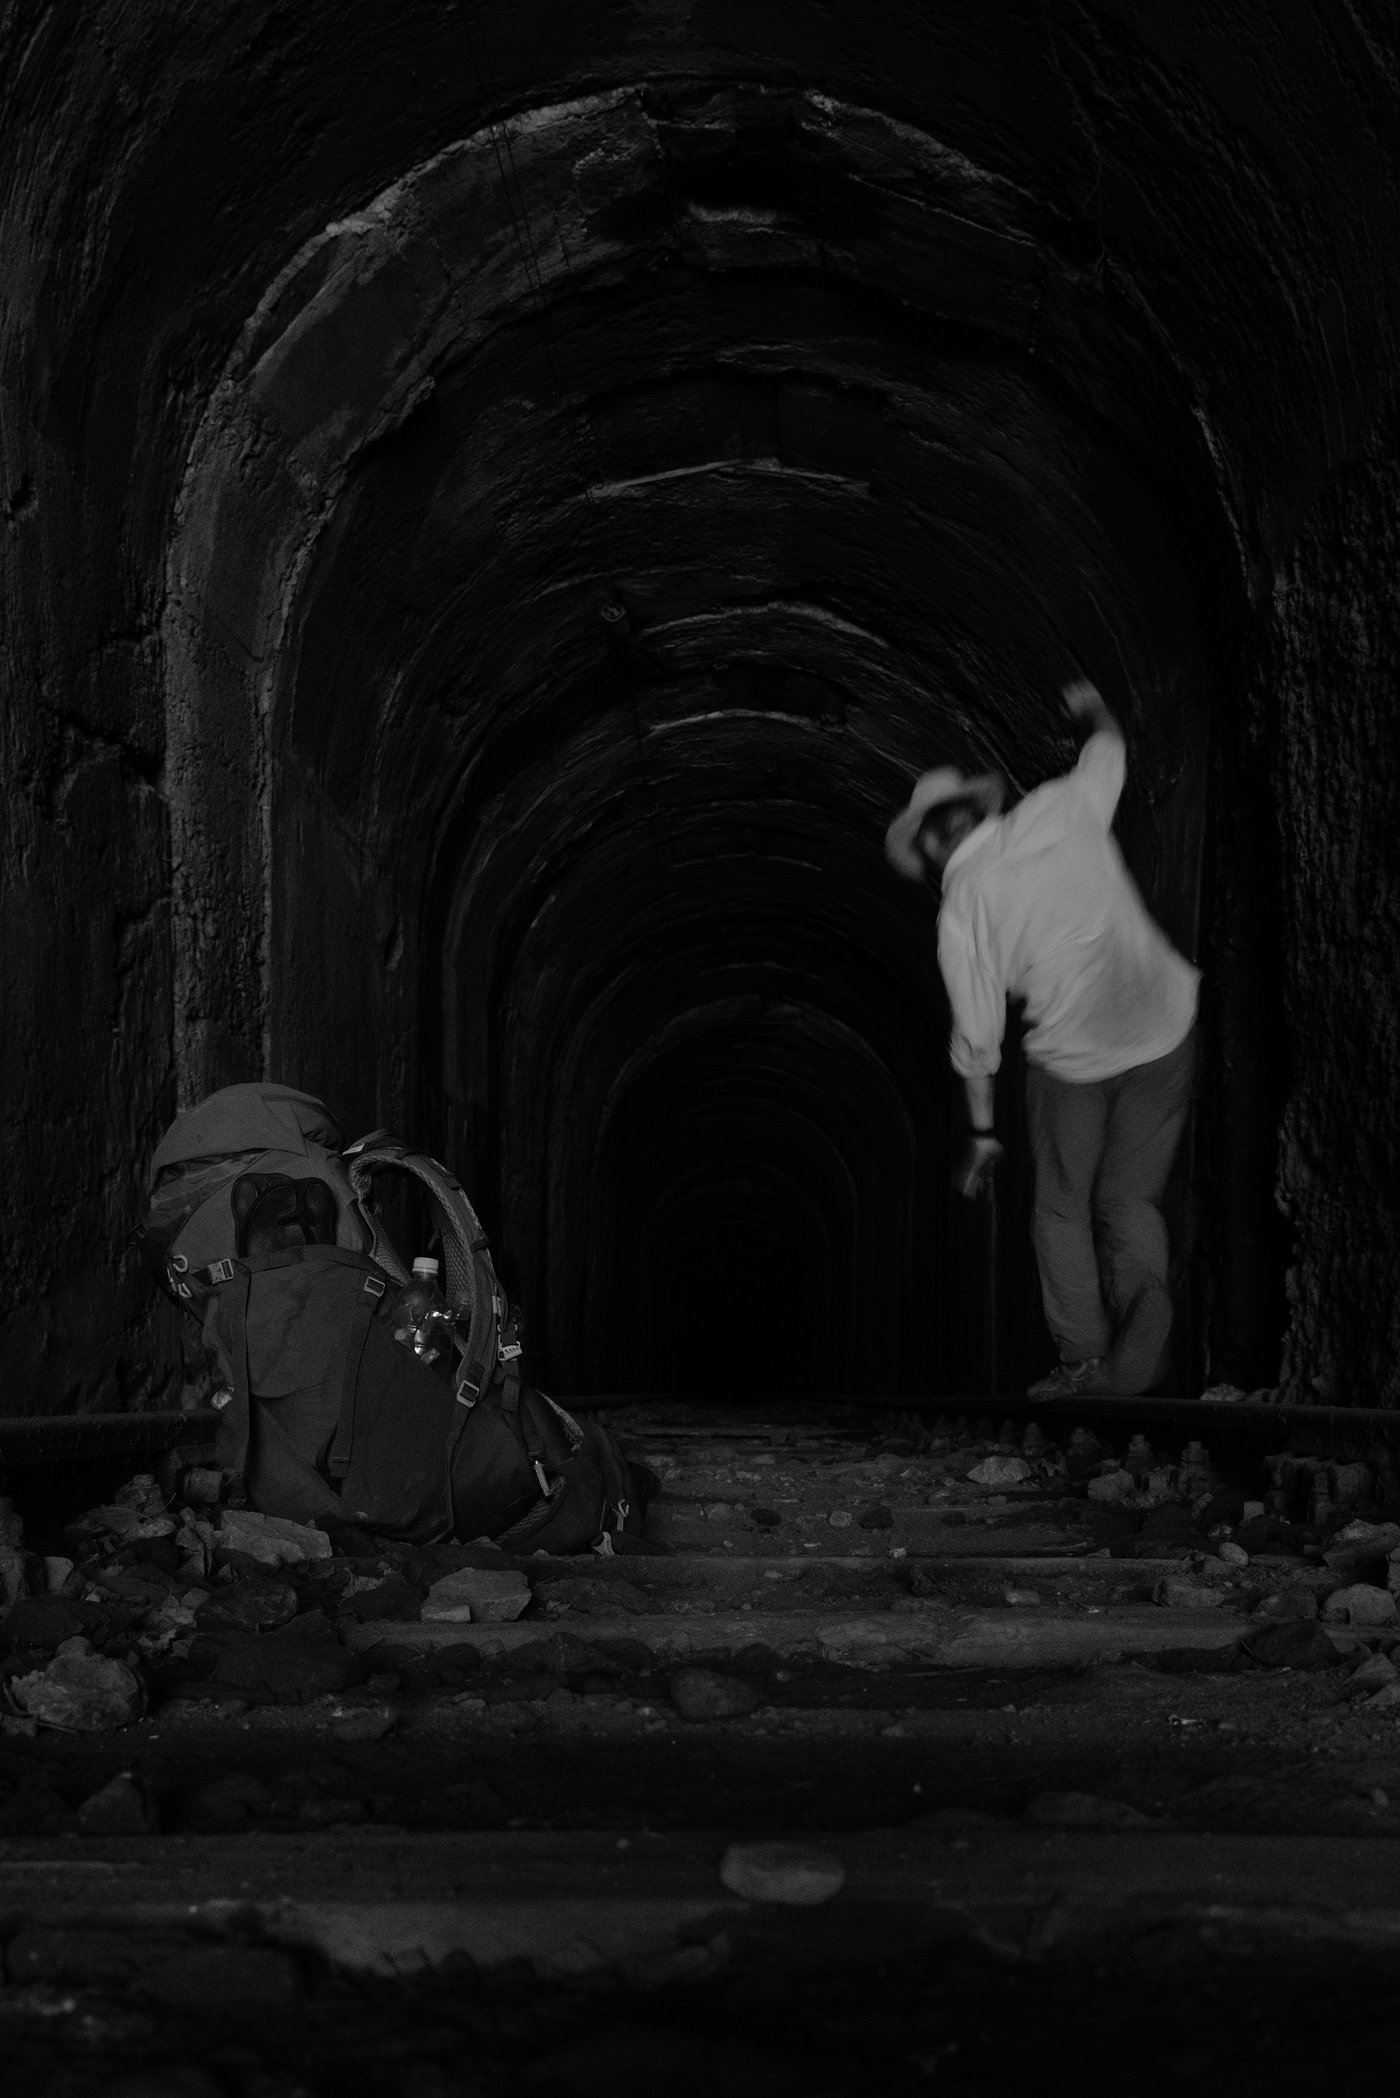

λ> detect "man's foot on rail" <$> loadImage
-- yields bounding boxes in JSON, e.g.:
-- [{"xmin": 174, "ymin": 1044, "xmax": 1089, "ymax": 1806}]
[{"xmin": 1026, "ymin": 1357, "xmax": 1108, "ymax": 1401}]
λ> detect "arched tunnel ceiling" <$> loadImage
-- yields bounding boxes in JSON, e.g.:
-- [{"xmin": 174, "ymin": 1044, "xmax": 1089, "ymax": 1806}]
[
  {"xmin": 15, "ymin": 7, "xmax": 1398, "ymax": 584},
  {"xmin": 171, "ymin": 76, "xmax": 1224, "ymax": 1092},
  {"xmin": 8, "ymin": 5, "xmax": 1397, "ymax": 1398}
]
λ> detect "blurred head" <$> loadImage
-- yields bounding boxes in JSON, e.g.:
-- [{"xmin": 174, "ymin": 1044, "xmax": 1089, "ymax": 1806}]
[
  {"xmin": 885, "ymin": 768, "xmax": 1003, "ymax": 883},
  {"xmin": 914, "ymin": 795, "xmax": 988, "ymax": 878}
]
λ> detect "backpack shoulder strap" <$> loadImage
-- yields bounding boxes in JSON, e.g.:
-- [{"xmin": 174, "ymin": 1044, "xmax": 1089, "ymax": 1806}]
[
  {"xmin": 205, "ymin": 1266, "xmax": 254, "ymax": 1480},
  {"xmin": 344, "ymin": 1140, "xmax": 504, "ymax": 1403}
]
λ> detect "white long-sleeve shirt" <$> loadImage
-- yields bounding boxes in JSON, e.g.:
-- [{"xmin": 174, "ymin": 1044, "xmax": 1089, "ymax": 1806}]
[{"xmin": 936, "ymin": 730, "xmax": 1199, "ymax": 1082}]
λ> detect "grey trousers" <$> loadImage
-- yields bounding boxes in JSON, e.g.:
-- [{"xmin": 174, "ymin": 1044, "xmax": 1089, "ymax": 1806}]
[{"xmin": 1024, "ymin": 1030, "xmax": 1195, "ymax": 1364}]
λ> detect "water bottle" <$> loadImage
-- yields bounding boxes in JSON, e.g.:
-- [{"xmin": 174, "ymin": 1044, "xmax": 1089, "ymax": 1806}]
[{"xmin": 391, "ymin": 1256, "xmax": 456, "ymax": 1367}]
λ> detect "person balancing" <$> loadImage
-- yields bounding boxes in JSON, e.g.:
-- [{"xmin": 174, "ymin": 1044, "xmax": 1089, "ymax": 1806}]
[{"xmin": 885, "ymin": 679, "xmax": 1199, "ymax": 1398}]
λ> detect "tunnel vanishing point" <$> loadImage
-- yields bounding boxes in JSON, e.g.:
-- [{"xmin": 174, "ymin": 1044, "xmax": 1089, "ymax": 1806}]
[{"xmin": 1, "ymin": 1, "xmax": 1398, "ymax": 1415}]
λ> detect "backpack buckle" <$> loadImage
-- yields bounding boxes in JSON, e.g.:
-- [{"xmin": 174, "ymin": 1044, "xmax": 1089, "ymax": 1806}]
[
  {"xmin": 533, "ymin": 1459, "xmax": 560, "ymax": 1500},
  {"xmin": 455, "ymin": 1368, "xmax": 483, "ymax": 1408},
  {"xmin": 206, "ymin": 1259, "xmax": 235, "ymax": 1285},
  {"xmin": 499, "ymin": 1340, "xmax": 522, "ymax": 1362},
  {"xmin": 362, "ymin": 1274, "xmax": 386, "ymax": 1298}
]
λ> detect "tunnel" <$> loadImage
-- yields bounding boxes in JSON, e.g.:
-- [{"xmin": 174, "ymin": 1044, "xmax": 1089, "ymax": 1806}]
[{"xmin": 2, "ymin": 4, "xmax": 1399, "ymax": 1414}]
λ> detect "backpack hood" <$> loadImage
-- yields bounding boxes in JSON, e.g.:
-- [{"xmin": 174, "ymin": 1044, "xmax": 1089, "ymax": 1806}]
[{"xmin": 150, "ymin": 1084, "xmax": 345, "ymax": 1188}]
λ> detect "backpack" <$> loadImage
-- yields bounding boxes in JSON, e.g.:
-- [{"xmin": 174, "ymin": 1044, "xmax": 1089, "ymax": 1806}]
[{"xmin": 142, "ymin": 1083, "xmax": 652, "ymax": 1553}]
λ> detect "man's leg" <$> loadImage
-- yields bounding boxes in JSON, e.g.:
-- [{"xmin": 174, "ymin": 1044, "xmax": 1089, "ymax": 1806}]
[
  {"xmin": 1025, "ymin": 1060, "xmax": 1112, "ymax": 1373},
  {"xmin": 1093, "ymin": 1030, "xmax": 1196, "ymax": 1392}
]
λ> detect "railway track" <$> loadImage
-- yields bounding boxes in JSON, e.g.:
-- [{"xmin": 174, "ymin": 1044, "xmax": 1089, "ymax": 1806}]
[{"xmin": 2, "ymin": 1397, "xmax": 1399, "ymax": 2090}]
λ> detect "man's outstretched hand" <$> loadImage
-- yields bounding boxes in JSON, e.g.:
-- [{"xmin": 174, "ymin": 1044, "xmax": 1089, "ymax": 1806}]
[
  {"xmin": 1062, "ymin": 678, "xmax": 1103, "ymax": 721},
  {"xmin": 1063, "ymin": 678, "xmax": 1121, "ymax": 741},
  {"xmin": 954, "ymin": 1133, "xmax": 1003, "ymax": 1201}
]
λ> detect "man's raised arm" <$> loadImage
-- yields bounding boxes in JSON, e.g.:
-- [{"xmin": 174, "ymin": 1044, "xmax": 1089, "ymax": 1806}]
[{"xmin": 1063, "ymin": 679, "xmax": 1125, "ymax": 826}]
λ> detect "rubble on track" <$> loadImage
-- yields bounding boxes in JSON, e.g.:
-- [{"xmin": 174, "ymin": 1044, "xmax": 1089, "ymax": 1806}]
[{"xmin": 0, "ymin": 1408, "xmax": 1396, "ymax": 1853}]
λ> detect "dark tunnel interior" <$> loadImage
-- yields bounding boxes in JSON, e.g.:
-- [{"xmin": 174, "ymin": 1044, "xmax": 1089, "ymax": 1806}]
[
  {"xmin": 187, "ymin": 85, "xmax": 1228, "ymax": 1401},
  {"xmin": 4, "ymin": 3, "xmax": 1399, "ymax": 1414},
  {"xmin": 234, "ymin": 89, "xmax": 1322, "ymax": 1404}
]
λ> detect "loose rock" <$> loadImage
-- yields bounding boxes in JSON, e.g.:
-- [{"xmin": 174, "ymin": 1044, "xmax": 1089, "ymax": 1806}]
[
  {"xmin": 967, "ymin": 1455, "xmax": 1031, "ymax": 1488},
  {"xmin": 1253, "ymin": 1588, "xmax": 1318, "ymax": 1622},
  {"xmin": 1238, "ymin": 1619, "xmax": 1347, "ymax": 1670},
  {"xmin": 180, "ymin": 1466, "xmax": 227, "ymax": 1506},
  {"xmin": 1342, "ymin": 1653, "xmax": 1398, "ymax": 1699},
  {"xmin": 719, "ymin": 1840, "xmax": 846, "ymax": 1905},
  {"xmin": 1324, "ymin": 1521, "xmax": 1400, "ymax": 1583},
  {"xmin": 1322, "ymin": 1584, "xmax": 1399, "ymax": 1627},
  {"xmin": 1088, "ymin": 1470, "xmax": 1135, "ymax": 1504},
  {"xmin": 69, "ymin": 1506, "xmax": 177, "ymax": 1547},
  {"xmin": 328, "ymin": 1701, "xmax": 399, "ymax": 1743},
  {"xmin": 174, "ymin": 1516, "xmax": 217, "ymax": 1578},
  {"xmin": 114, "ymin": 1473, "xmax": 167, "ymax": 1516},
  {"xmin": 1217, "ymin": 1541, "xmax": 1250, "ymax": 1567},
  {"xmin": 10, "ymin": 1640, "xmax": 144, "ymax": 1730},
  {"xmin": 1153, "ymin": 1577, "xmax": 1227, "ymax": 1610},
  {"xmin": 1002, "ymin": 1586, "xmax": 1042, "ymax": 1606},
  {"xmin": 1328, "ymin": 1519, "xmax": 1400, "ymax": 1556},
  {"xmin": 78, "ymin": 1769, "xmax": 157, "ymax": 1835},
  {"xmin": 669, "ymin": 1667, "xmax": 762, "ymax": 1721},
  {"xmin": 422, "ymin": 1568, "xmax": 531, "ymax": 1622},
  {"xmin": 217, "ymin": 1509, "xmax": 332, "ymax": 1568}
]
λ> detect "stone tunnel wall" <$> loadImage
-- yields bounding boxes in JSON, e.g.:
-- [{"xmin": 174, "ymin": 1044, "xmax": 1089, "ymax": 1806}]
[
  {"xmin": 0, "ymin": 405, "xmax": 177, "ymax": 1414},
  {"xmin": 1265, "ymin": 406, "xmax": 1400, "ymax": 1408}
]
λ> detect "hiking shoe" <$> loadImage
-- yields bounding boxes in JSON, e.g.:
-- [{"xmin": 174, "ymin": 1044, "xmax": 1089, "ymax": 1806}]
[
  {"xmin": 1105, "ymin": 1284, "xmax": 1173, "ymax": 1395},
  {"xmin": 1026, "ymin": 1357, "xmax": 1108, "ymax": 1401}
]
